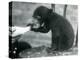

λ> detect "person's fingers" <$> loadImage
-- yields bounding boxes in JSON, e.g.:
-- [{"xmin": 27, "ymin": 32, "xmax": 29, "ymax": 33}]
[{"xmin": 12, "ymin": 27, "xmax": 16, "ymax": 32}]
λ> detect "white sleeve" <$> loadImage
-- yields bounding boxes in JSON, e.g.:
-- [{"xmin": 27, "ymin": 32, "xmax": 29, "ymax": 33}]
[{"xmin": 12, "ymin": 26, "xmax": 31, "ymax": 37}]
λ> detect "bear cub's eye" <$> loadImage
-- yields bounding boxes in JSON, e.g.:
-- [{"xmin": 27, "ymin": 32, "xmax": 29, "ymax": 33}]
[{"xmin": 36, "ymin": 16, "xmax": 41, "ymax": 19}]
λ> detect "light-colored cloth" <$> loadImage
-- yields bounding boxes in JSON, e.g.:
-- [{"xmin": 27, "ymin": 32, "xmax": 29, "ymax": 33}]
[{"xmin": 12, "ymin": 26, "xmax": 31, "ymax": 37}]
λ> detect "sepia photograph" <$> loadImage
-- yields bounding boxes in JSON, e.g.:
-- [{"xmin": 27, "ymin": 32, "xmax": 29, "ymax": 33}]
[{"xmin": 9, "ymin": 1, "xmax": 78, "ymax": 59}]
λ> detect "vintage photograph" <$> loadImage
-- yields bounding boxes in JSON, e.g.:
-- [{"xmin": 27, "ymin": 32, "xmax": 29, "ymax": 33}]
[{"xmin": 9, "ymin": 1, "xmax": 78, "ymax": 59}]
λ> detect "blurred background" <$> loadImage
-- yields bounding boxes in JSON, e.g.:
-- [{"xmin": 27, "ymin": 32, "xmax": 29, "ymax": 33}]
[{"xmin": 11, "ymin": 1, "xmax": 78, "ymax": 48}]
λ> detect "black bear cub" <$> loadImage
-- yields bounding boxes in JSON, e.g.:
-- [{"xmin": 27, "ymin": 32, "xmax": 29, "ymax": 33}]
[{"xmin": 30, "ymin": 6, "xmax": 74, "ymax": 51}]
